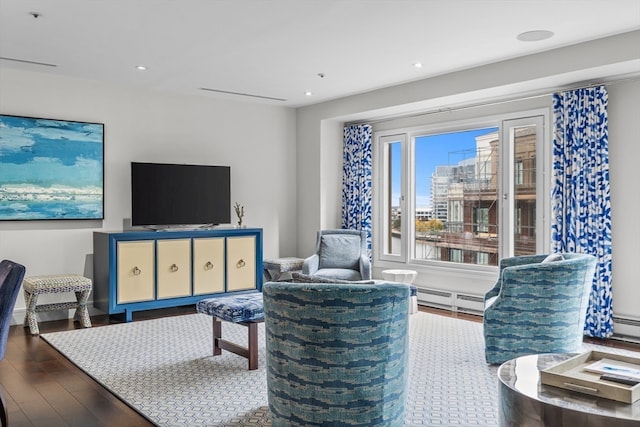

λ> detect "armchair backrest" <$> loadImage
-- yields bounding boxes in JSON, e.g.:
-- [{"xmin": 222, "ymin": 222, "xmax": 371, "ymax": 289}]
[
  {"xmin": 0, "ymin": 260, "xmax": 26, "ymax": 360},
  {"xmin": 315, "ymin": 229, "xmax": 367, "ymax": 271},
  {"xmin": 501, "ymin": 252, "xmax": 596, "ymax": 313},
  {"xmin": 263, "ymin": 281, "xmax": 409, "ymax": 425},
  {"xmin": 483, "ymin": 253, "xmax": 597, "ymax": 364}
]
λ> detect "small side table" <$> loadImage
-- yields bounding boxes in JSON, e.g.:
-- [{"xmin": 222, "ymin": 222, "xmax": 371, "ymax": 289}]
[
  {"xmin": 381, "ymin": 269, "xmax": 418, "ymax": 284},
  {"xmin": 381, "ymin": 269, "xmax": 418, "ymax": 314},
  {"xmin": 263, "ymin": 257, "xmax": 305, "ymax": 282}
]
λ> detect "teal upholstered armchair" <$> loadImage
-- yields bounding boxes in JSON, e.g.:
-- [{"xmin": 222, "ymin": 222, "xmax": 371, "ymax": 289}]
[
  {"xmin": 263, "ymin": 281, "xmax": 409, "ymax": 426},
  {"xmin": 302, "ymin": 229, "xmax": 371, "ymax": 281},
  {"xmin": 483, "ymin": 253, "xmax": 597, "ymax": 365}
]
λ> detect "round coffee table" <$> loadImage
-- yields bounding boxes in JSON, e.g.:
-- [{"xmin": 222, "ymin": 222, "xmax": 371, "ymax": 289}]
[{"xmin": 498, "ymin": 353, "xmax": 640, "ymax": 426}]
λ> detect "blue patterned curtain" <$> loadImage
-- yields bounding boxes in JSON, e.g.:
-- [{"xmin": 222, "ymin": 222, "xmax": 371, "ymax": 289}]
[
  {"xmin": 551, "ymin": 85, "xmax": 612, "ymax": 338},
  {"xmin": 342, "ymin": 124, "xmax": 373, "ymax": 255}
]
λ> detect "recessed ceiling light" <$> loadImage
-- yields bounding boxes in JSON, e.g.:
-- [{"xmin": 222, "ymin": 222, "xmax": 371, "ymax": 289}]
[
  {"xmin": 413, "ymin": 62, "xmax": 423, "ymax": 68},
  {"xmin": 305, "ymin": 91, "xmax": 313, "ymax": 96},
  {"xmin": 516, "ymin": 30, "xmax": 554, "ymax": 42},
  {"xmin": 136, "ymin": 65, "xmax": 148, "ymax": 71}
]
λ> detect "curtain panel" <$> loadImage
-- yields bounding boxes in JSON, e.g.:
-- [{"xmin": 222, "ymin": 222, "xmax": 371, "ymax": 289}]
[
  {"xmin": 342, "ymin": 124, "xmax": 373, "ymax": 255},
  {"xmin": 551, "ymin": 85, "xmax": 612, "ymax": 338}
]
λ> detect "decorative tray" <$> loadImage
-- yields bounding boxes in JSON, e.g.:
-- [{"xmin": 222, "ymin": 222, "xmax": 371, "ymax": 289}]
[{"xmin": 540, "ymin": 350, "xmax": 640, "ymax": 404}]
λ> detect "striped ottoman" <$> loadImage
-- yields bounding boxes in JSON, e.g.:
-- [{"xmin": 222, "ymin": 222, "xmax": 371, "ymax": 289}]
[
  {"xmin": 196, "ymin": 291, "xmax": 264, "ymax": 370},
  {"xmin": 22, "ymin": 274, "xmax": 93, "ymax": 335}
]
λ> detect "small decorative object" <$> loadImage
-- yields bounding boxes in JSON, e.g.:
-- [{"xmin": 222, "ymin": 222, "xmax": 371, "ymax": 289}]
[{"xmin": 234, "ymin": 202, "xmax": 244, "ymax": 228}]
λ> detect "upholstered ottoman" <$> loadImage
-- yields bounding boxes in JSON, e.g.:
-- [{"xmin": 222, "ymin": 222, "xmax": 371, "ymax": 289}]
[
  {"xmin": 196, "ymin": 291, "xmax": 264, "ymax": 370},
  {"xmin": 22, "ymin": 274, "xmax": 93, "ymax": 335}
]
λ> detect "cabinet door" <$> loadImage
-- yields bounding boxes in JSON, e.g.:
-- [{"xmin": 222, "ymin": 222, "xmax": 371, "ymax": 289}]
[
  {"xmin": 226, "ymin": 235, "xmax": 256, "ymax": 291},
  {"xmin": 193, "ymin": 237, "xmax": 225, "ymax": 295},
  {"xmin": 157, "ymin": 239, "xmax": 192, "ymax": 299},
  {"xmin": 117, "ymin": 240, "xmax": 155, "ymax": 304}
]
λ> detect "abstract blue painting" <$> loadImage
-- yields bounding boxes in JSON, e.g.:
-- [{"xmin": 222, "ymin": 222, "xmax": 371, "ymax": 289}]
[{"xmin": 0, "ymin": 114, "xmax": 104, "ymax": 220}]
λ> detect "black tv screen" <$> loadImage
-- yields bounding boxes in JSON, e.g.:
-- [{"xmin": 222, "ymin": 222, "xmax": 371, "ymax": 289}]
[{"xmin": 131, "ymin": 162, "xmax": 230, "ymax": 227}]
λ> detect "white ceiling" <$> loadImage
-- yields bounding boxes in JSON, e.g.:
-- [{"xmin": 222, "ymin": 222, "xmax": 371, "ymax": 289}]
[{"xmin": 1, "ymin": 0, "xmax": 639, "ymax": 107}]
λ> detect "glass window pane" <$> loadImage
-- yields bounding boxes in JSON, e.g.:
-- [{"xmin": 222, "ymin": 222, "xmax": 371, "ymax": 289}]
[
  {"xmin": 513, "ymin": 125, "xmax": 537, "ymax": 255},
  {"xmin": 384, "ymin": 141, "xmax": 402, "ymax": 256},
  {"xmin": 414, "ymin": 127, "xmax": 499, "ymax": 266}
]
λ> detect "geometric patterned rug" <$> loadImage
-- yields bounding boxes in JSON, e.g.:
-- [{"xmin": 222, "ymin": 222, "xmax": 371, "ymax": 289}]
[{"xmin": 41, "ymin": 312, "xmax": 638, "ymax": 426}]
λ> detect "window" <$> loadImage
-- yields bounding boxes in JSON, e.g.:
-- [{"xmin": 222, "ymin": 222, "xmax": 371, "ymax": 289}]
[
  {"xmin": 515, "ymin": 161, "xmax": 524, "ymax": 185},
  {"xmin": 474, "ymin": 207, "xmax": 489, "ymax": 233},
  {"xmin": 375, "ymin": 112, "xmax": 547, "ymax": 269},
  {"xmin": 476, "ymin": 251, "xmax": 490, "ymax": 265}
]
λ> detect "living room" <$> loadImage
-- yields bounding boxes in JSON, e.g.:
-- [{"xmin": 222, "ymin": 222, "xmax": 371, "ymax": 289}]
[{"xmin": 1, "ymin": 1, "xmax": 640, "ymax": 426}]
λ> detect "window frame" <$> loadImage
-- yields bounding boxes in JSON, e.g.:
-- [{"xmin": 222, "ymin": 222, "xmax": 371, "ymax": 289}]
[{"xmin": 372, "ymin": 109, "xmax": 550, "ymax": 276}]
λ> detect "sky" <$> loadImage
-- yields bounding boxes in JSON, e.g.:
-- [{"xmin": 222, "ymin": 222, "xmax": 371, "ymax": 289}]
[{"xmin": 392, "ymin": 127, "xmax": 497, "ymax": 208}]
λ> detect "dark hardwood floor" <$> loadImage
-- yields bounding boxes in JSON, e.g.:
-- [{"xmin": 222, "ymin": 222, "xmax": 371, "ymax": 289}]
[{"xmin": 1, "ymin": 305, "xmax": 639, "ymax": 427}]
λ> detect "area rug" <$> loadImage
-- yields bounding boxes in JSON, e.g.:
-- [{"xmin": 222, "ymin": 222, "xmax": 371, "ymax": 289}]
[{"xmin": 41, "ymin": 312, "xmax": 639, "ymax": 426}]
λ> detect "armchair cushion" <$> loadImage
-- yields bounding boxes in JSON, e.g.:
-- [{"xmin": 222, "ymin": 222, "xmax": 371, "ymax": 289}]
[
  {"xmin": 318, "ymin": 234, "xmax": 361, "ymax": 270},
  {"xmin": 541, "ymin": 253, "xmax": 564, "ymax": 263}
]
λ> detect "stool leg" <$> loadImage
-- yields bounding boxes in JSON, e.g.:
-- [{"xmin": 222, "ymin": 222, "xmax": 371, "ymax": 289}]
[
  {"xmin": 212, "ymin": 318, "xmax": 222, "ymax": 356},
  {"xmin": 74, "ymin": 290, "xmax": 92, "ymax": 328},
  {"xmin": 23, "ymin": 290, "xmax": 40, "ymax": 336}
]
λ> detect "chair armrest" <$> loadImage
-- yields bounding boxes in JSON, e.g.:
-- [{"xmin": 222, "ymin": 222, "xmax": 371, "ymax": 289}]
[
  {"xmin": 485, "ymin": 255, "xmax": 548, "ymax": 305},
  {"xmin": 302, "ymin": 254, "xmax": 319, "ymax": 275},
  {"xmin": 484, "ymin": 280, "xmax": 502, "ymax": 303},
  {"xmin": 359, "ymin": 255, "xmax": 372, "ymax": 280}
]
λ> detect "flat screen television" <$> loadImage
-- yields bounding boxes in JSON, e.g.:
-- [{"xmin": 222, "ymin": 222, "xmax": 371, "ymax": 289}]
[{"xmin": 131, "ymin": 162, "xmax": 231, "ymax": 228}]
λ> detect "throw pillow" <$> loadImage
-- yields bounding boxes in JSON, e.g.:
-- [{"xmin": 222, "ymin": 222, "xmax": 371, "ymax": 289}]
[{"xmin": 541, "ymin": 253, "xmax": 564, "ymax": 263}]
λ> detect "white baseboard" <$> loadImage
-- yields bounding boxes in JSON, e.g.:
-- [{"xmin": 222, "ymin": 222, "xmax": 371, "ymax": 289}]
[
  {"xmin": 416, "ymin": 287, "xmax": 484, "ymax": 315},
  {"xmin": 10, "ymin": 306, "xmax": 102, "ymax": 327},
  {"xmin": 613, "ymin": 316, "xmax": 640, "ymax": 343},
  {"xmin": 417, "ymin": 287, "xmax": 640, "ymax": 341}
]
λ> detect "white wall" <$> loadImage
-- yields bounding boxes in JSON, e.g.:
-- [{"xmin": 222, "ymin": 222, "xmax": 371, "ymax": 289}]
[
  {"xmin": 608, "ymin": 81, "xmax": 640, "ymax": 321},
  {"xmin": 296, "ymin": 31, "xmax": 640, "ymax": 323},
  {"xmin": 0, "ymin": 68, "xmax": 297, "ymax": 321}
]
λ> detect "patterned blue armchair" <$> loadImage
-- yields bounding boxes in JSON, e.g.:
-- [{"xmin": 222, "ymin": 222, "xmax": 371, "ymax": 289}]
[
  {"xmin": 483, "ymin": 253, "xmax": 597, "ymax": 365},
  {"xmin": 263, "ymin": 281, "xmax": 409, "ymax": 426},
  {"xmin": 302, "ymin": 229, "xmax": 371, "ymax": 281}
]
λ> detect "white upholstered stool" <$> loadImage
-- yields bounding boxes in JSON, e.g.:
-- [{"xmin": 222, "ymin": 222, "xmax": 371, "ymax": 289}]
[
  {"xmin": 22, "ymin": 274, "xmax": 93, "ymax": 335},
  {"xmin": 263, "ymin": 257, "xmax": 304, "ymax": 281}
]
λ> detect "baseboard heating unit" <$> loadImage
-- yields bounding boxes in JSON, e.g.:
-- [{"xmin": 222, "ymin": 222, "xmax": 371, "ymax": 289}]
[{"xmin": 417, "ymin": 287, "xmax": 640, "ymax": 342}]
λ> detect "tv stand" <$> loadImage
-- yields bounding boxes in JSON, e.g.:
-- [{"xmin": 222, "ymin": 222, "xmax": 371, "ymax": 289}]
[
  {"xmin": 93, "ymin": 228, "xmax": 263, "ymax": 322},
  {"xmin": 145, "ymin": 224, "xmax": 217, "ymax": 232}
]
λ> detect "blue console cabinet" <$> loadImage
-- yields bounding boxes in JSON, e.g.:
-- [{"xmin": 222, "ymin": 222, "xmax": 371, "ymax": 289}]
[{"xmin": 93, "ymin": 228, "xmax": 263, "ymax": 322}]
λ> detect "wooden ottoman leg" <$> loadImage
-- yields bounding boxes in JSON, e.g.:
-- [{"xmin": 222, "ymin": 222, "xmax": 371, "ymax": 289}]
[
  {"xmin": 74, "ymin": 290, "xmax": 92, "ymax": 328},
  {"xmin": 248, "ymin": 322, "xmax": 258, "ymax": 370},
  {"xmin": 212, "ymin": 317, "xmax": 222, "ymax": 356},
  {"xmin": 23, "ymin": 290, "xmax": 40, "ymax": 336}
]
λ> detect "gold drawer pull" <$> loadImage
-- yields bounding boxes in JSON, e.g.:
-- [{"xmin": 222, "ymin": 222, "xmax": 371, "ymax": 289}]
[
  {"xmin": 236, "ymin": 259, "xmax": 246, "ymax": 268},
  {"xmin": 204, "ymin": 261, "xmax": 214, "ymax": 270},
  {"xmin": 170, "ymin": 263, "xmax": 179, "ymax": 272},
  {"xmin": 132, "ymin": 266, "xmax": 142, "ymax": 276}
]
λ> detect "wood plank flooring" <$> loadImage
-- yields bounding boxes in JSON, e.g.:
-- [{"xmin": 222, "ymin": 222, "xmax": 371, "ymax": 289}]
[{"xmin": 1, "ymin": 306, "xmax": 638, "ymax": 427}]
